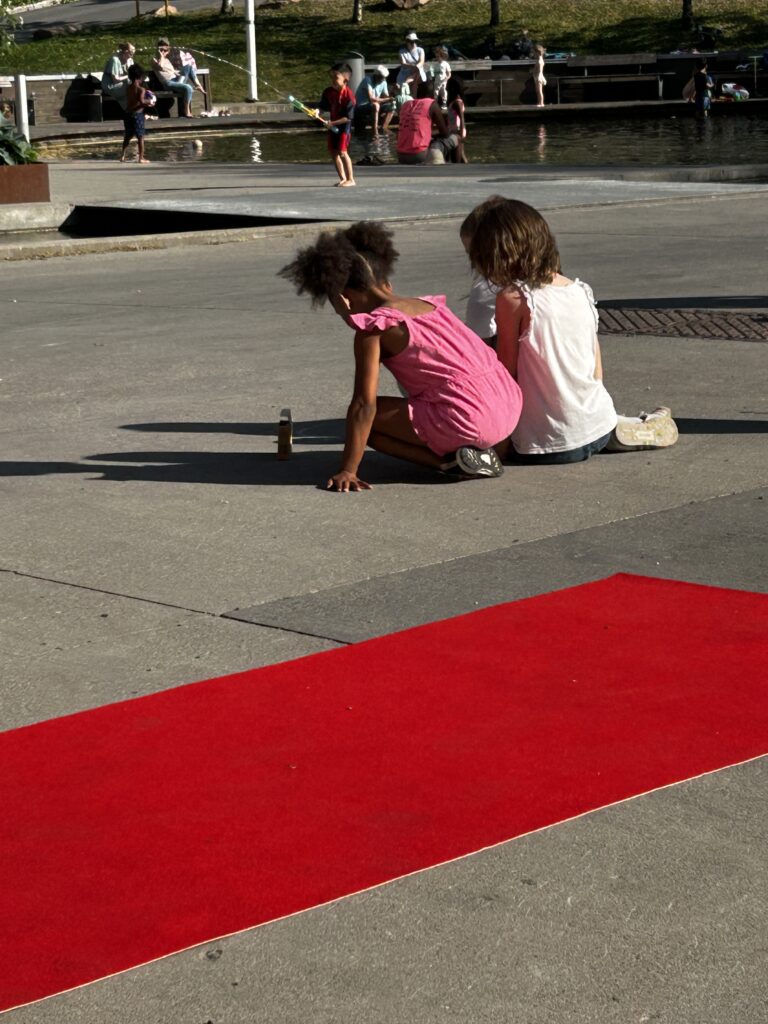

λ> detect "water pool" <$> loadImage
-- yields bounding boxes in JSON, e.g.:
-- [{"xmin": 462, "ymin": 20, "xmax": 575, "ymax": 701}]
[{"xmin": 39, "ymin": 114, "xmax": 768, "ymax": 167}]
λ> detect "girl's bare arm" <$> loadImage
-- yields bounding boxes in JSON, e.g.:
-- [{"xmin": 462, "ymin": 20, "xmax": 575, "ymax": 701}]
[
  {"xmin": 495, "ymin": 288, "xmax": 527, "ymax": 379},
  {"xmin": 328, "ymin": 331, "xmax": 381, "ymax": 491},
  {"xmin": 594, "ymin": 337, "xmax": 604, "ymax": 380},
  {"xmin": 431, "ymin": 102, "xmax": 449, "ymax": 137}
]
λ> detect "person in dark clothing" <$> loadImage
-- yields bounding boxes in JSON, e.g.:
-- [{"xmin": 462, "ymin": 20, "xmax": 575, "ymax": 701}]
[
  {"xmin": 512, "ymin": 29, "xmax": 534, "ymax": 59},
  {"xmin": 693, "ymin": 57, "xmax": 714, "ymax": 117}
]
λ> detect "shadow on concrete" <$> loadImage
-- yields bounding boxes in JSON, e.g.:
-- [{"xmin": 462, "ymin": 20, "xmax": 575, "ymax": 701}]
[
  {"xmin": 676, "ymin": 418, "xmax": 768, "ymax": 434},
  {"xmin": 602, "ymin": 296, "xmax": 768, "ymax": 310},
  {"xmin": 0, "ymin": 448, "xmax": 451, "ymax": 487},
  {"xmin": 122, "ymin": 419, "xmax": 346, "ymax": 445}
]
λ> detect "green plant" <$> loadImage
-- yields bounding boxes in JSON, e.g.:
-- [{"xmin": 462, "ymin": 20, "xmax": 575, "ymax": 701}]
[
  {"xmin": 0, "ymin": 112, "xmax": 39, "ymax": 164},
  {"xmin": 0, "ymin": 0, "xmax": 20, "ymax": 56}
]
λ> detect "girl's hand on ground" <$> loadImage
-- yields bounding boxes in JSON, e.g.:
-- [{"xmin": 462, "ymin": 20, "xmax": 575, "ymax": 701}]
[{"xmin": 326, "ymin": 471, "xmax": 372, "ymax": 493}]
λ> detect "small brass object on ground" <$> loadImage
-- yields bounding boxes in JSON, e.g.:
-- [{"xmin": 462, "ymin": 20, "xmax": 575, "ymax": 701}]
[{"xmin": 277, "ymin": 408, "xmax": 293, "ymax": 460}]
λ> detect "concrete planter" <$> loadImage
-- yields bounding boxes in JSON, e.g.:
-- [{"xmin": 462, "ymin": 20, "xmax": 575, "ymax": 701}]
[{"xmin": 0, "ymin": 163, "xmax": 50, "ymax": 205}]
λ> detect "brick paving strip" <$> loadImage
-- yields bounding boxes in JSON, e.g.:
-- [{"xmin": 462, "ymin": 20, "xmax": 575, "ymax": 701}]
[{"xmin": 598, "ymin": 308, "xmax": 768, "ymax": 342}]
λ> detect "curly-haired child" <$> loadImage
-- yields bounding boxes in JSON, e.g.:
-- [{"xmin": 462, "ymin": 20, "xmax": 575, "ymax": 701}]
[
  {"xmin": 465, "ymin": 197, "xmax": 678, "ymax": 463},
  {"xmin": 120, "ymin": 65, "xmax": 154, "ymax": 164},
  {"xmin": 279, "ymin": 221, "xmax": 522, "ymax": 491}
]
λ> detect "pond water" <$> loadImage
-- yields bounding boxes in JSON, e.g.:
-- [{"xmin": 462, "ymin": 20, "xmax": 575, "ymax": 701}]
[{"xmin": 39, "ymin": 114, "xmax": 768, "ymax": 167}]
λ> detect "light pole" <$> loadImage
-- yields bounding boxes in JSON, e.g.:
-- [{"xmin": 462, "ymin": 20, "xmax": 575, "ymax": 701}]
[{"xmin": 245, "ymin": 0, "xmax": 258, "ymax": 100}]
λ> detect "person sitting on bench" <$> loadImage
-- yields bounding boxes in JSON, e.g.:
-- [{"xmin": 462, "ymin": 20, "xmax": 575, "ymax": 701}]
[
  {"xmin": 151, "ymin": 37, "xmax": 201, "ymax": 118},
  {"xmin": 354, "ymin": 65, "xmax": 394, "ymax": 133},
  {"xmin": 102, "ymin": 41, "xmax": 135, "ymax": 109}
]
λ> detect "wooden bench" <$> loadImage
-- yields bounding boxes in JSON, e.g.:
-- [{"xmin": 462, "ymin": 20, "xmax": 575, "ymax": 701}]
[{"xmin": 90, "ymin": 68, "xmax": 212, "ymax": 121}]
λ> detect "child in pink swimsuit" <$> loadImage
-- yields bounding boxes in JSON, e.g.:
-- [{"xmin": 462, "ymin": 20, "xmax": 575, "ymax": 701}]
[{"xmin": 279, "ymin": 221, "xmax": 522, "ymax": 492}]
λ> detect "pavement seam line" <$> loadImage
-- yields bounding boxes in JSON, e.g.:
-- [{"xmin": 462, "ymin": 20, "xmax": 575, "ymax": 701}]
[
  {"xmin": 0, "ymin": 567, "xmax": 350, "ymax": 647},
  {"xmin": 222, "ymin": 485, "xmax": 768, "ymax": 614},
  {"xmin": 2, "ymin": 488, "xmax": 764, "ymax": 647}
]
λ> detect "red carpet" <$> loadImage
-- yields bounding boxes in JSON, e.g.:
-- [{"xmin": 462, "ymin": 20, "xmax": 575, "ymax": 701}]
[{"xmin": 1, "ymin": 574, "xmax": 767, "ymax": 1012}]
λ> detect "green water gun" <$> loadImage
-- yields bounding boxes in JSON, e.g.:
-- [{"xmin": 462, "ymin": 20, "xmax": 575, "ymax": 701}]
[{"xmin": 288, "ymin": 94, "xmax": 339, "ymax": 133}]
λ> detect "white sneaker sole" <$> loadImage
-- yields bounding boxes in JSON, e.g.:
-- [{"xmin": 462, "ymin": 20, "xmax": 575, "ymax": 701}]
[{"xmin": 611, "ymin": 408, "xmax": 679, "ymax": 450}]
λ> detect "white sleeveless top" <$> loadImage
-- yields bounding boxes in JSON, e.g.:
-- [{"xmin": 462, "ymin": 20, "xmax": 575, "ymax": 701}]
[{"xmin": 510, "ymin": 279, "xmax": 617, "ymax": 455}]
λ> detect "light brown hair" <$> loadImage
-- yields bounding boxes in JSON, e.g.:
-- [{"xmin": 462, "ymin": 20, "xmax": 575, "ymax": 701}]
[
  {"xmin": 467, "ymin": 197, "xmax": 560, "ymax": 288},
  {"xmin": 459, "ymin": 194, "xmax": 506, "ymax": 242}
]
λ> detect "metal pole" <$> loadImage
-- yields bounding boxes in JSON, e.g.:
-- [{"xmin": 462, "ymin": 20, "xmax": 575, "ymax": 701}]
[
  {"xmin": 135, "ymin": 0, "xmax": 140, "ymax": 17},
  {"xmin": 14, "ymin": 74, "xmax": 30, "ymax": 142},
  {"xmin": 245, "ymin": 0, "xmax": 258, "ymax": 100}
]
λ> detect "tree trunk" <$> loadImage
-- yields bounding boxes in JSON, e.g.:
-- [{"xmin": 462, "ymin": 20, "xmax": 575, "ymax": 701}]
[
  {"xmin": 681, "ymin": 0, "xmax": 694, "ymax": 30},
  {"xmin": 352, "ymin": 0, "xmax": 362, "ymax": 24},
  {"xmin": 490, "ymin": 0, "xmax": 500, "ymax": 27}
]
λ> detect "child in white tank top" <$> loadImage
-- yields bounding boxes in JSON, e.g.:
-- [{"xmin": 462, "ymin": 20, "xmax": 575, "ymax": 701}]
[{"xmin": 463, "ymin": 197, "xmax": 678, "ymax": 463}]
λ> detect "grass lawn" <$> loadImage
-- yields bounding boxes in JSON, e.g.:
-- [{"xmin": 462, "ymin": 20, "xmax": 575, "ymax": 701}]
[{"xmin": 2, "ymin": 0, "xmax": 766, "ymax": 103}]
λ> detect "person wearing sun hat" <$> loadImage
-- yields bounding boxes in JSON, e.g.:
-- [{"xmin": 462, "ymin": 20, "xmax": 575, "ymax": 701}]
[
  {"xmin": 397, "ymin": 31, "xmax": 426, "ymax": 93},
  {"xmin": 354, "ymin": 63, "xmax": 395, "ymax": 133}
]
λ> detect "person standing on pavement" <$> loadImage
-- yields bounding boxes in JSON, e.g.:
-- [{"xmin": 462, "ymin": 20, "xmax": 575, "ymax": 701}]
[
  {"xmin": 431, "ymin": 45, "xmax": 452, "ymax": 108},
  {"xmin": 119, "ymin": 64, "xmax": 153, "ymax": 163},
  {"xmin": 318, "ymin": 62, "xmax": 356, "ymax": 187}
]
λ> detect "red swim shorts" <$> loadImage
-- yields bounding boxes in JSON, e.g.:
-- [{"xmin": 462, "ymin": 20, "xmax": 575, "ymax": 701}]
[{"xmin": 328, "ymin": 132, "xmax": 351, "ymax": 154}]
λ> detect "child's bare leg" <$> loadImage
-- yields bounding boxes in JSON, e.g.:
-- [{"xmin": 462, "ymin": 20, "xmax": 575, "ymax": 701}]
[
  {"xmin": 332, "ymin": 153, "xmax": 346, "ymax": 183},
  {"xmin": 536, "ymin": 82, "xmax": 544, "ymax": 107},
  {"xmin": 338, "ymin": 152, "xmax": 355, "ymax": 186},
  {"xmin": 137, "ymin": 137, "xmax": 149, "ymax": 163},
  {"xmin": 370, "ymin": 396, "xmax": 443, "ymax": 469}
]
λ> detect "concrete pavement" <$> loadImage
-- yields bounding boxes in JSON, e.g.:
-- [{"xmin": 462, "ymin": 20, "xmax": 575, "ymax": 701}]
[
  {"xmin": 14, "ymin": 0, "xmax": 221, "ymax": 40},
  {"xmin": 1, "ymin": 161, "xmax": 767, "ymax": 1021}
]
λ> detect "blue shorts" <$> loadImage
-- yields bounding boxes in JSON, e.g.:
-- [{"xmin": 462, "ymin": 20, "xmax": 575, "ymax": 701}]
[{"xmin": 122, "ymin": 110, "xmax": 146, "ymax": 139}]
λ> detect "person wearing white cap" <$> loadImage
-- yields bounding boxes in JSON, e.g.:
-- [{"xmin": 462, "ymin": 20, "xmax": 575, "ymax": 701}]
[
  {"xmin": 397, "ymin": 31, "xmax": 426, "ymax": 93},
  {"xmin": 354, "ymin": 64, "xmax": 394, "ymax": 133}
]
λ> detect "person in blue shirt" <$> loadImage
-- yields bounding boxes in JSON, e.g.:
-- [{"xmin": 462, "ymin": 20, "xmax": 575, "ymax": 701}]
[{"xmin": 354, "ymin": 65, "xmax": 394, "ymax": 133}]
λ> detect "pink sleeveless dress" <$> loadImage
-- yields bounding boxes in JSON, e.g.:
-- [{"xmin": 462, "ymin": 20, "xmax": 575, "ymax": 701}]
[{"xmin": 348, "ymin": 295, "xmax": 522, "ymax": 455}]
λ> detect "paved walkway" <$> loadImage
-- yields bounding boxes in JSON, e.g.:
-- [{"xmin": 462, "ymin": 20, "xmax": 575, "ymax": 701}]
[
  {"xmin": 14, "ymin": 0, "xmax": 219, "ymax": 39},
  {"xmin": 2, "ymin": 161, "xmax": 767, "ymax": 1022}
]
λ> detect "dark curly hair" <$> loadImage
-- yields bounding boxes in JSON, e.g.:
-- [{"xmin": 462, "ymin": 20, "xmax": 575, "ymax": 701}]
[
  {"xmin": 278, "ymin": 221, "xmax": 399, "ymax": 306},
  {"xmin": 467, "ymin": 197, "xmax": 560, "ymax": 289}
]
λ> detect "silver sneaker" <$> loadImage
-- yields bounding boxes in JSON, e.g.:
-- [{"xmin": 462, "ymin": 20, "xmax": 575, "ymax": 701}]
[{"xmin": 455, "ymin": 446, "xmax": 504, "ymax": 477}]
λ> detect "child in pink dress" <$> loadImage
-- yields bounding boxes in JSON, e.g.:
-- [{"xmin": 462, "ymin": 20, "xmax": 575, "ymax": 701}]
[{"xmin": 279, "ymin": 221, "xmax": 522, "ymax": 492}]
